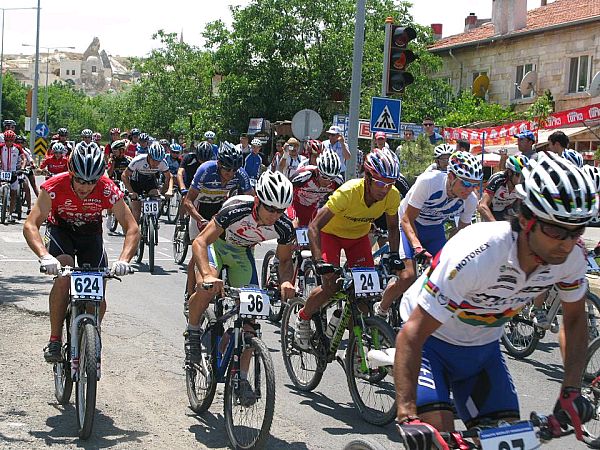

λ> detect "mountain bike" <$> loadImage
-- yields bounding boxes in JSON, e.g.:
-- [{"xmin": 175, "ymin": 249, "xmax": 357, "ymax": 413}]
[
  {"xmin": 13, "ymin": 170, "xmax": 27, "ymax": 220},
  {"xmin": 261, "ymin": 226, "xmax": 317, "ymax": 322},
  {"xmin": 280, "ymin": 264, "xmax": 397, "ymax": 425},
  {"xmin": 43, "ymin": 266, "xmax": 126, "ymax": 439},
  {"xmin": 135, "ymin": 195, "xmax": 161, "ymax": 273},
  {"xmin": 172, "ymin": 198, "xmax": 189, "ymax": 265},
  {"xmin": 185, "ymin": 283, "xmax": 276, "ymax": 450},
  {"xmin": 502, "ymin": 252, "xmax": 600, "ymax": 359},
  {"xmin": 0, "ymin": 170, "xmax": 12, "ymax": 224},
  {"xmin": 166, "ymin": 185, "xmax": 180, "ymax": 224}
]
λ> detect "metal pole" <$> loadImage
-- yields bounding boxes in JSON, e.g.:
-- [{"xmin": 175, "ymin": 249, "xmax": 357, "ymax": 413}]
[
  {"xmin": 381, "ymin": 17, "xmax": 393, "ymax": 97},
  {"xmin": 0, "ymin": 10, "xmax": 5, "ymax": 124},
  {"xmin": 29, "ymin": 0, "xmax": 40, "ymax": 153},
  {"xmin": 346, "ymin": 0, "xmax": 367, "ymax": 181},
  {"xmin": 44, "ymin": 48, "xmax": 48, "ymax": 124}
]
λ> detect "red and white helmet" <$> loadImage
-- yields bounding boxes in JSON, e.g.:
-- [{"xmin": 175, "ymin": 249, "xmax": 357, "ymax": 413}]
[{"xmin": 364, "ymin": 148, "xmax": 400, "ymax": 180}]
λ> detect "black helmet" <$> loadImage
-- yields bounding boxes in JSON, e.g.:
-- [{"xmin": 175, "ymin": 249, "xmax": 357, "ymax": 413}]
[
  {"xmin": 57, "ymin": 127, "xmax": 69, "ymax": 137},
  {"xmin": 130, "ymin": 128, "xmax": 140, "ymax": 136},
  {"xmin": 196, "ymin": 141, "xmax": 214, "ymax": 162},
  {"xmin": 139, "ymin": 132, "xmax": 150, "ymax": 142},
  {"xmin": 15, "ymin": 135, "xmax": 25, "ymax": 144},
  {"xmin": 217, "ymin": 142, "xmax": 243, "ymax": 170}
]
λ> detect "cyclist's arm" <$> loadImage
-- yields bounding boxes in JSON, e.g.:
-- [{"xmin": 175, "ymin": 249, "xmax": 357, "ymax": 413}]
[
  {"xmin": 401, "ymin": 204, "xmax": 423, "ymax": 250},
  {"xmin": 107, "ymin": 160, "xmax": 115, "ymax": 178},
  {"xmin": 560, "ymin": 296, "xmax": 588, "ymax": 388},
  {"xmin": 121, "ymin": 168, "xmax": 135, "ymax": 197},
  {"xmin": 111, "ymin": 198, "xmax": 139, "ymax": 262},
  {"xmin": 385, "ymin": 212, "xmax": 400, "ymax": 254},
  {"xmin": 183, "ymin": 187, "xmax": 207, "ymax": 224},
  {"xmin": 23, "ymin": 190, "xmax": 53, "ymax": 258},
  {"xmin": 275, "ymin": 243, "xmax": 294, "ymax": 284},
  {"xmin": 308, "ymin": 206, "xmax": 335, "ymax": 261},
  {"xmin": 477, "ymin": 191, "xmax": 496, "ymax": 222},
  {"xmin": 176, "ymin": 167, "xmax": 186, "ymax": 191},
  {"xmin": 163, "ymin": 170, "xmax": 172, "ymax": 194},
  {"xmin": 19, "ymin": 151, "xmax": 26, "ymax": 170},
  {"xmin": 394, "ymin": 305, "xmax": 443, "ymax": 421},
  {"xmin": 192, "ymin": 219, "xmax": 222, "ymax": 278}
]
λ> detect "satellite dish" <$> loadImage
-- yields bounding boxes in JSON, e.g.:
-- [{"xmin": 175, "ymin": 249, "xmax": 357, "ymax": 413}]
[
  {"xmin": 472, "ymin": 74, "xmax": 490, "ymax": 98},
  {"xmin": 588, "ymin": 71, "xmax": 600, "ymax": 97},
  {"xmin": 519, "ymin": 70, "xmax": 538, "ymax": 96},
  {"xmin": 291, "ymin": 109, "xmax": 323, "ymax": 140}
]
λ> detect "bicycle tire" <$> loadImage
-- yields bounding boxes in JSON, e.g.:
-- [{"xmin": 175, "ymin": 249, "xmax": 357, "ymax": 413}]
[
  {"xmin": 0, "ymin": 186, "xmax": 8, "ymax": 224},
  {"xmin": 76, "ymin": 322, "xmax": 98, "ymax": 439},
  {"xmin": 586, "ymin": 289, "xmax": 600, "ymax": 341},
  {"xmin": 501, "ymin": 306, "xmax": 539, "ymax": 359},
  {"xmin": 14, "ymin": 184, "xmax": 22, "ymax": 220},
  {"xmin": 343, "ymin": 439, "xmax": 388, "ymax": 450},
  {"xmin": 581, "ymin": 336, "xmax": 600, "ymax": 445},
  {"xmin": 172, "ymin": 221, "xmax": 188, "ymax": 264},
  {"xmin": 167, "ymin": 191, "xmax": 180, "ymax": 224},
  {"xmin": 135, "ymin": 218, "xmax": 146, "ymax": 264},
  {"xmin": 261, "ymin": 250, "xmax": 283, "ymax": 322},
  {"xmin": 148, "ymin": 217, "xmax": 156, "ymax": 273},
  {"xmin": 345, "ymin": 316, "xmax": 396, "ymax": 426},
  {"xmin": 224, "ymin": 336, "xmax": 275, "ymax": 450},
  {"xmin": 186, "ymin": 315, "xmax": 217, "ymax": 413},
  {"xmin": 280, "ymin": 298, "xmax": 324, "ymax": 391},
  {"xmin": 54, "ymin": 313, "xmax": 73, "ymax": 404},
  {"xmin": 106, "ymin": 213, "xmax": 118, "ymax": 233}
]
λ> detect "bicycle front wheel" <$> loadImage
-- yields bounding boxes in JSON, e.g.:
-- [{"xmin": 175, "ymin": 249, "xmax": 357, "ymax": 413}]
[
  {"xmin": 106, "ymin": 212, "xmax": 118, "ymax": 233},
  {"xmin": 224, "ymin": 336, "xmax": 275, "ymax": 450},
  {"xmin": 54, "ymin": 314, "xmax": 73, "ymax": 404},
  {"xmin": 135, "ymin": 220, "xmax": 145, "ymax": 264},
  {"xmin": 148, "ymin": 218, "xmax": 156, "ymax": 273},
  {"xmin": 76, "ymin": 322, "xmax": 98, "ymax": 439},
  {"xmin": 501, "ymin": 306, "xmax": 539, "ymax": 359},
  {"xmin": 261, "ymin": 250, "xmax": 282, "ymax": 322},
  {"xmin": 167, "ymin": 191, "xmax": 180, "ymax": 223},
  {"xmin": 172, "ymin": 220, "xmax": 188, "ymax": 264},
  {"xmin": 0, "ymin": 186, "xmax": 8, "ymax": 224},
  {"xmin": 345, "ymin": 316, "xmax": 396, "ymax": 426},
  {"xmin": 581, "ymin": 336, "xmax": 600, "ymax": 445}
]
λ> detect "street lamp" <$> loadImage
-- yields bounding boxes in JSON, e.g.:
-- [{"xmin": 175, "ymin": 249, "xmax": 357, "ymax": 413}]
[
  {"xmin": 22, "ymin": 44, "xmax": 75, "ymax": 124},
  {"xmin": 0, "ymin": 7, "xmax": 37, "ymax": 123}
]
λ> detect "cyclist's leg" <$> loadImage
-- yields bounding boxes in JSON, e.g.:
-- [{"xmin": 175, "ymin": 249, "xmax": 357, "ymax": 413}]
[
  {"xmin": 188, "ymin": 242, "xmax": 220, "ymax": 327},
  {"xmin": 186, "ymin": 215, "xmax": 208, "ymax": 297},
  {"xmin": 379, "ymin": 226, "xmax": 415, "ymax": 311},
  {"xmin": 129, "ymin": 179, "xmax": 143, "ymax": 222},
  {"xmin": 23, "ymin": 178, "xmax": 32, "ymax": 212},
  {"xmin": 9, "ymin": 178, "xmax": 18, "ymax": 215}
]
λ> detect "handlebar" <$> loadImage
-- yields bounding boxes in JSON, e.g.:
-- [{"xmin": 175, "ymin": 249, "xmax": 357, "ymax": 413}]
[{"xmin": 40, "ymin": 265, "xmax": 134, "ymax": 279}]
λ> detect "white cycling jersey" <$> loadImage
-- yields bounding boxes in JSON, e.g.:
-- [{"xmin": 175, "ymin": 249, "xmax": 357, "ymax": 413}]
[
  {"xmin": 399, "ymin": 170, "xmax": 477, "ymax": 226},
  {"xmin": 400, "ymin": 221, "xmax": 587, "ymax": 346},
  {"xmin": 126, "ymin": 153, "xmax": 168, "ymax": 181}
]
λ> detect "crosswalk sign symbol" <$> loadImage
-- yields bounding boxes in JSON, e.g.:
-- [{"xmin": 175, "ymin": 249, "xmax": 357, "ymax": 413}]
[{"xmin": 370, "ymin": 97, "xmax": 402, "ymax": 134}]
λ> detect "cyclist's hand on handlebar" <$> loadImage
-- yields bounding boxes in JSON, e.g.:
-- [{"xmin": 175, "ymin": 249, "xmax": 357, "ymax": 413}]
[
  {"xmin": 199, "ymin": 276, "xmax": 223, "ymax": 296},
  {"xmin": 387, "ymin": 252, "xmax": 405, "ymax": 272},
  {"xmin": 110, "ymin": 260, "xmax": 131, "ymax": 276},
  {"xmin": 280, "ymin": 281, "xmax": 296, "ymax": 300},
  {"xmin": 396, "ymin": 418, "xmax": 449, "ymax": 450},
  {"xmin": 413, "ymin": 246, "xmax": 432, "ymax": 266},
  {"xmin": 181, "ymin": 188, "xmax": 188, "ymax": 196},
  {"xmin": 40, "ymin": 254, "xmax": 61, "ymax": 276},
  {"xmin": 314, "ymin": 260, "xmax": 335, "ymax": 275},
  {"xmin": 553, "ymin": 386, "xmax": 594, "ymax": 441}
]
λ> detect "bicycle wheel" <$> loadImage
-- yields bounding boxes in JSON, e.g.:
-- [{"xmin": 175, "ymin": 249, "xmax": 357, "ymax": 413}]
[
  {"xmin": 186, "ymin": 316, "xmax": 217, "ymax": 413},
  {"xmin": 346, "ymin": 316, "xmax": 396, "ymax": 426},
  {"xmin": 587, "ymin": 289, "xmax": 600, "ymax": 341},
  {"xmin": 343, "ymin": 439, "xmax": 388, "ymax": 450},
  {"xmin": 148, "ymin": 218, "xmax": 156, "ymax": 273},
  {"xmin": 280, "ymin": 297, "xmax": 324, "ymax": 391},
  {"xmin": 135, "ymin": 219, "xmax": 145, "ymax": 264},
  {"xmin": 14, "ymin": 184, "xmax": 22, "ymax": 220},
  {"xmin": 581, "ymin": 336, "xmax": 600, "ymax": 445},
  {"xmin": 261, "ymin": 250, "xmax": 283, "ymax": 322},
  {"xmin": 167, "ymin": 191, "xmax": 180, "ymax": 224},
  {"xmin": 224, "ymin": 336, "xmax": 275, "ymax": 450},
  {"xmin": 0, "ymin": 186, "xmax": 8, "ymax": 224},
  {"xmin": 501, "ymin": 306, "xmax": 539, "ymax": 359},
  {"xmin": 54, "ymin": 313, "xmax": 73, "ymax": 404},
  {"xmin": 172, "ymin": 220, "xmax": 189, "ymax": 264},
  {"xmin": 76, "ymin": 322, "xmax": 98, "ymax": 439},
  {"xmin": 106, "ymin": 212, "xmax": 118, "ymax": 233}
]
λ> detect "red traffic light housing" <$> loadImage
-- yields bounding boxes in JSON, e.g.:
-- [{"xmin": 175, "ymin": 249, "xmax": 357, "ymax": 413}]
[{"xmin": 387, "ymin": 25, "xmax": 417, "ymax": 95}]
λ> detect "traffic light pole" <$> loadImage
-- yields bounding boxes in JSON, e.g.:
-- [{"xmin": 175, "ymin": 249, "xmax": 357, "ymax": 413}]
[{"xmin": 381, "ymin": 17, "xmax": 393, "ymax": 97}]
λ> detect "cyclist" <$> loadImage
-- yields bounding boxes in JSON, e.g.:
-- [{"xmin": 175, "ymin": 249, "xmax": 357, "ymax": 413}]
[
  {"xmin": 136, "ymin": 133, "xmax": 150, "ymax": 155},
  {"xmin": 40, "ymin": 142, "xmax": 69, "ymax": 178},
  {"xmin": 23, "ymin": 143, "xmax": 138, "ymax": 363},
  {"xmin": 54, "ymin": 127, "xmax": 73, "ymax": 155},
  {"xmin": 244, "ymin": 138, "xmax": 264, "ymax": 183},
  {"xmin": 1, "ymin": 119, "xmax": 16, "ymax": 144},
  {"xmin": 204, "ymin": 130, "xmax": 219, "ymax": 158},
  {"xmin": 300, "ymin": 139, "xmax": 323, "ymax": 167},
  {"xmin": 374, "ymin": 151, "xmax": 481, "ymax": 319},
  {"xmin": 162, "ymin": 143, "xmax": 182, "ymax": 196},
  {"xmin": 294, "ymin": 148, "xmax": 404, "ymax": 350},
  {"xmin": 125, "ymin": 128, "xmax": 140, "ymax": 158},
  {"xmin": 424, "ymin": 143, "xmax": 454, "ymax": 173},
  {"xmin": 394, "ymin": 152, "xmax": 596, "ymax": 447},
  {"xmin": 177, "ymin": 141, "xmax": 214, "ymax": 194},
  {"xmin": 478, "ymin": 155, "xmax": 529, "ymax": 222},
  {"xmin": 16, "ymin": 134, "xmax": 38, "ymax": 210},
  {"xmin": 122, "ymin": 141, "xmax": 172, "ymax": 223},
  {"xmin": 186, "ymin": 170, "xmax": 296, "ymax": 403},
  {"xmin": 92, "ymin": 132, "xmax": 102, "ymax": 146},
  {"xmin": 107, "ymin": 140, "xmax": 131, "ymax": 183},
  {"xmin": 104, "ymin": 127, "xmax": 121, "ymax": 160},
  {"xmin": 182, "ymin": 143, "xmax": 252, "ymax": 303},
  {"xmin": 81, "ymin": 129, "xmax": 93, "ymax": 146},
  {"xmin": 0, "ymin": 129, "xmax": 26, "ymax": 221}
]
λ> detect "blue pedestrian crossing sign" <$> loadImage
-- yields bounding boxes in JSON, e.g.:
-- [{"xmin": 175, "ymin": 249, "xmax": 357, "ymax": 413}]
[
  {"xmin": 34, "ymin": 122, "xmax": 49, "ymax": 138},
  {"xmin": 370, "ymin": 97, "xmax": 402, "ymax": 134}
]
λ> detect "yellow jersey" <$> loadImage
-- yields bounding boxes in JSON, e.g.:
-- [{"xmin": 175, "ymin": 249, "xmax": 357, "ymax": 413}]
[{"xmin": 322, "ymin": 178, "xmax": 400, "ymax": 239}]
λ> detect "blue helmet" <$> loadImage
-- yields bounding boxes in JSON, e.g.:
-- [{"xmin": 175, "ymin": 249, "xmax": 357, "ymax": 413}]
[
  {"xmin": 364, "ymin": 148, "xmax": 400, "ymax": 180},
  {"xmin": 170, "ymin": 143, "xmax": 182, "ymax": 153},
  {"xmin": 562, "ymin": 148, "xmax": 584, "ymax": 168},
  {"xmin": 148, "ymin": 141, "xmax": 166, "ymax": 161}
]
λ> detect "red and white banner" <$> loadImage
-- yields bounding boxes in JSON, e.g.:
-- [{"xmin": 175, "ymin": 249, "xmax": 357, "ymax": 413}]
[{"xmin": 544, "ymin": 102, "xmax": 600, "ymax": 129}]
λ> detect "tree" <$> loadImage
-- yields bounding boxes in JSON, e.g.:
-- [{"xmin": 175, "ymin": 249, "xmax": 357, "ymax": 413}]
[
  {"xmin": 438, "ymin": 90, "xmax": 518, "ymax": 127},
  {"xmin": 395, "ymin": 133, "xmax": 433, "ymax": 183},
  {"xmin": 0, "ymin": 73, "xmax": 28, "ymax": 129}
]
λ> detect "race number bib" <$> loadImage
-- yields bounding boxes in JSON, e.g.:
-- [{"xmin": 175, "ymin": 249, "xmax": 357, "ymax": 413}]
[
  {"xmin": 587, "ymin": 255, "xmax": 600, "ymax": 273},
  {"xmin": 239, "ymin": 287, "xmax": 271, "ymax": 318},
  {"xmin": 70, "ymin": 272, "xmax": 104, "ymax": 300},
  {"xmin": 0, "ymin": 171, "xmax": 11, "ymax": 181},
  {"xmin": 480, "ymin": 422, "xmax": 538, "ymax": 450},
  {"xmin": 352, "ymin": 267, "xmax": 382, "ymax": 296},
  {"xmin": 295, "ymin": 228, "xmax": 309, "ymax": 246},
  {"xmin": 142, "ymin": 200, "xmax": 159, "ymax": 215}
]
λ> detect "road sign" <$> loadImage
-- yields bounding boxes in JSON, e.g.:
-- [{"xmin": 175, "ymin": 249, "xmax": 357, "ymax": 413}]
[
  {"xmin": 333, "ymin": 114, "xmax": 349, "ymax": 139},
  {"xmin": 34, "ymin": 137, "xmax": 48, "ymax": 157},
  {"xmin": 370, "ymin": 97, "xmax": 402, "ymax": 134},
  {"xmin": 35, "ymin": 122, "xmax": 49, "ymax": 139},
  {"xmin": 291, "ymin": 109, "xmax": 323, "ymax": 140}
]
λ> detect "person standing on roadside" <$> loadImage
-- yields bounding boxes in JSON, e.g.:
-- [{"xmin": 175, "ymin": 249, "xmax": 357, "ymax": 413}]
[
  {"xmin": 322, "ymin": 126, "xmax": 351, "ymax": 178},
  {"xmin": 422, "ymin": 117, "xmax": 443, "ymax": 145}
]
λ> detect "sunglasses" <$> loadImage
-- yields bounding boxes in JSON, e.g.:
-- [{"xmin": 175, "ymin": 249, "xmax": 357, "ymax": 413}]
[
  {"xmin": 423, "ymin": 123, "xmax": 434, "ymax": 127},
  {"xmin": 261, "ymin": 202, "xmax": 285, "ymax": 214},
  {"xmin": 220, "ymin": 166, "xmax": 235, "ymax": 173},
  {"xmin": 370, "ymin": 177, "xmax": 395, "ymax": 188},
  {"xmin": 537, "ymin": 219, "xmax": 585, "ymax": 241},
  {"xmin": 459, "ymin": 178, "xmax": 479, "ymax": 188},
  {"xmin": 73, "ymin": 176, "xmax": 98, "ymax": 186}
]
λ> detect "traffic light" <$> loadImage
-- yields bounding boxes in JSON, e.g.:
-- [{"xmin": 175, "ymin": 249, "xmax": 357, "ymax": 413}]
[{"xmin": 387, "ymin": 25, "xmax": 417, "ymax": 95}]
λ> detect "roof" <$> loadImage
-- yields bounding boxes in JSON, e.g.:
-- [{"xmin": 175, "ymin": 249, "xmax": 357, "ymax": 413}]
[{"xmin": 429, "ymin": 0, "xmax": 600, "ymax": 52}]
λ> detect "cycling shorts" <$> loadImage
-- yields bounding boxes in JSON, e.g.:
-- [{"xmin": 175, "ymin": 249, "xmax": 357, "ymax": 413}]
[
  {"xmin": 130, "ymin": 174, "xmax": 158, "ymax": 196},
  {"xmin": 416, "ymin": 336, "xmax": 519, "ymax": 428},
  {"xmin": 320, "ymin": 231, "xmax": 374, "ymax": 268},
  {"xmin": 287, "ymin": 202, "xmax": 317, "ymax": 228},
  {"xmin": 45, "ymin": 225, "xmax": 107, "ymax": 267},
  {"xmin": 207, "ymin": 238, "xmax": 258, "ymax": 287},
  {"xmin": 398, "ymin": 223, "xmax": 446, "ymax": 260}
]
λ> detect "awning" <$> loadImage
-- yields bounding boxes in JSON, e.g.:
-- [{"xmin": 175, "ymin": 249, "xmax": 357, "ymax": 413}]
[{"xmin": 536, "ymin": 126, "xmax": 592, "ymax": 146}]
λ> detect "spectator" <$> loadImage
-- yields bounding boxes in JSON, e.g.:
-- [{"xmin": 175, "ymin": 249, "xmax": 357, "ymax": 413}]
[
  {"xmin": 244, "ymin": 138, "xmax": 264, "ymax": 182},
  {"xmin": 422, "ymin": 117, "xmax": 443, "ymax": 145},
  {"xmin": 547, "ymin": 130, "xmax": 569, "ymax": 155},
  {"xmin": 514, "ymin": 130, "xmax": 536, "ymax": 158},
  {"xmin": 236, "ymin": 133, "xmax": 251, "ymax": 156},
  {"xmin": 403, "ymin": 129, "xmax": 415, "ymax": 141},
  {"xmin": 373, "ymin": 131, "xmax": 390, "ymax": 150},
  {"xmin": 322, "ymin": 125, "xmax": 351, "ymax": 177},
  {"xmin": 456, "ymin": 139, "xmax": 471, "ymax": 152},
  {"xmin": 275, "ymin": 137, "xmax": 307, "ymax": 179}
]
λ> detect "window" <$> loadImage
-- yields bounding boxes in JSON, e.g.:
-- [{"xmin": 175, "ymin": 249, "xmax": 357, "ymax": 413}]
[
  {"xmin": 91, "ymin": 65, "xmax": 97, "ymax": 73},
  {"xmin": 515, "ymin": 63, "xmax": 535, "ymax": 99},
  {"xmin": 568, "ymin": 55, "xmax": 592, "ymax": 93}
]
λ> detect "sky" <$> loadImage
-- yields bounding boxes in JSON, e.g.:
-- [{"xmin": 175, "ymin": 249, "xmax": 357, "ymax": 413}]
[{"xmin": 0, "ymin": 0, "xmax": 553, "ymax": 57}]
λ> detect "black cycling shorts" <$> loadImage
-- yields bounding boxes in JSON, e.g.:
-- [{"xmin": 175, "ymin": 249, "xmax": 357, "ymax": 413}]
[
  {"xmin": 130, "ymin": 174, "xmax": 158, "ymax": 195},
  {"xmin": 45, "ymin": 225, "xmax": 107, "ymax": 267}
]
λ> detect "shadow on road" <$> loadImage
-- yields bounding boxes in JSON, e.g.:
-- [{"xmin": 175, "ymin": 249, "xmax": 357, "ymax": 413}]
[{"xmin": 0, "ymin": 274, "xmax": 49, "ymax": 306}]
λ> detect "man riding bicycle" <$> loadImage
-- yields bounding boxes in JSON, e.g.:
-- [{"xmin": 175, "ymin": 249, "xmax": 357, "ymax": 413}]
[
  {"xmin": 0, "ymin": 129, "xmax": 27, "ymax": 222},
  {"xmin": 22, "ymin": 143, "xmax": 138, "ymax": 363},
  {"xmin": 394, "ymin": 152, "xmax": 596, "ymax": 449},
  {"xmin": 107, "ymin": 140, "xmax": 131, "ymax": 183},
  {"xmin": 425, "ymin": 143, "xmax": 454, "ymax": 173},
  {"xmin": 40, "ymin": 142, "xmax": 69, "ymax": 178}
]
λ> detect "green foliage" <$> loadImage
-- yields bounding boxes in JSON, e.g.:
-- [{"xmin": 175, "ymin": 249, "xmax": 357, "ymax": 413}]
[
  {"xmin": 0, "ymin": 73, "xmax": 28, "ymax": 128},
  {"xmin": 395, "ymin": 133, "xmax": 433, "ymax": 182},
  {"xmin": 524, "ymin": 89, "xmax": 554, "ymax": 124},
  {"xmin": 438, "ymin": 90, "xmax": 518, "ymax": 127}
]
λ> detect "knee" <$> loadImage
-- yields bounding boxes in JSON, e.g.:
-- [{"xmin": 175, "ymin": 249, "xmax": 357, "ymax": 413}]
[{"xmin": 398, "ymin": 263, "xmax": 416, "ymax": 284}]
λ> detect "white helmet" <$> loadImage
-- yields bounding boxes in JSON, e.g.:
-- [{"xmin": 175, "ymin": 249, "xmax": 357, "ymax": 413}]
[
  {"xmin": 255, "ymin": 170, "xmax": 293, "ymax": 209},
  {"xmin": 251, "ymin": 138, "xmax": 262, "ymax": 146},
  {"xmin": 204, "ymin": 131, "xmax": 216, "ymax": 140},
  {"xmin": 434, "ymin": 143, "xmax": 454, "ymax": 158},
  {"xmin": 69, "ymin": 142, "xmax": 105, "ymax": 181},
  {"xmin": 516, "ymin": 152, "xmax": 598, "ymax": 226},
  {"xmin": 583, "ymin": 165, "xmax": 600, "ymax": 193},
  {"xmin": 448, "ymin": 151, "xmax": 483, "ymax": 180},
  {"xmin": 316, "ymin": 150, "xmax": 341, "ymax": 178}
]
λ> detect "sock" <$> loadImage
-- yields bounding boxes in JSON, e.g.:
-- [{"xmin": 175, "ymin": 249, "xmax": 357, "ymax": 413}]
[
  {"xmin": 188, "ymin": 324, "xmax": 201, "ymax": 331},
  {"xmin": 50, "ymin": 335, "xmax": 61, "ymax": 342},
  {"xmin": 298, "ymin": 308, "xmax": 311, "ymax": 321},
  {"xmin": 240, "ymin": 370, "xmax": 248, "ymax": 380}
]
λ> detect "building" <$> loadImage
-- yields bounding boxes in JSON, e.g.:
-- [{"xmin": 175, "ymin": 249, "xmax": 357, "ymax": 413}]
[{"xmin": 428, "ymin": 0, "xmax": 600, "ymax": 154}]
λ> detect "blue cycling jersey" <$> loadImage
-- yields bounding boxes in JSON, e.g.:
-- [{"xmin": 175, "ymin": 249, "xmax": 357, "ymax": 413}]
[
  {"xmin": 244, "ymin": 153, "xmax": 262, "ymax": 179},
  {"xmin": 165, "ymin": 154, "xmax": 180, "ymax": 175},
  {"xmin": 211, "ymin": 144, "xmax": 219, "ymax": 158},
  {"xmin": 190, "ymin": 160, "xmax": 251, "ymax": 205},
  {"xmin": 136, "ymin": 144, "xmax": 148, "ymax": 155}
]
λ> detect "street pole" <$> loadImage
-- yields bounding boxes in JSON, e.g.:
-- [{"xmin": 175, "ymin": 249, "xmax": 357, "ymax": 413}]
[
  {"xmin": 29, "ymin": 0, "xmax": 40, "ymax": 153},
  {"xmin": 44, "ymin": 50, "xmax": 48, "ymax": 124},
  {"xmin": 0, "ymin": 10, "xmax": 5, "ymax": 124},
  {"xmin": 345, "ymin": 0, "xmax": 366, "ymax": 181}
]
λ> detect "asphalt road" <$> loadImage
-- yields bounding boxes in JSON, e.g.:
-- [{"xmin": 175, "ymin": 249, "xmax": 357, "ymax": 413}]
[{"xmin": 3, "ymin": 203, "xmax": 600, "ymax": 448}]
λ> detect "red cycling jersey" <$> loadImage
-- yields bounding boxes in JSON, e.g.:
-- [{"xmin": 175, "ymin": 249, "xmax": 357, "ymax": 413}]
[
  {"xmin": 125, "ymin": 142, "xmax": 137, "ymax": 158},
  {"xmin": 40, "ymin": 155, "xmax": 69, "ymax": 175},
  {"xmin": 286, "ymin": 165, "xmax": 341, "ymax": 227},
  {"xmin": 41, "ymin": 172, "xmax": 124, "ymax": 234}
]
